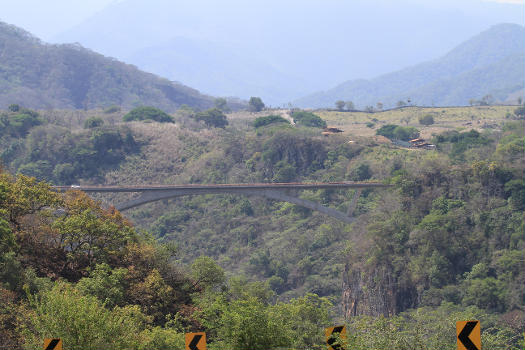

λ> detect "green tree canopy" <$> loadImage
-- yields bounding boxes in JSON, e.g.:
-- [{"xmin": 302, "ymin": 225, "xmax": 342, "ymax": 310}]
[
  {"xmin": 248, "ymin": 97, "xmax": 265, "ymax": 112},
  {"xmin": 253, "ymin": 115, "xmax": 290, "ymax": 128},
  {"xmin": 214, "ymin": 296, "xmax": 288, "ymax": 350},
  {"xmin": 192, "ymin": 108, "xmax": 228, "ymax": 128},
  {"xmin": 349, "ymin": 163, "xmax": 372, "ymax": 181},
  {"xmin": 123, "ymin": 106, "xmax": 173, "ymax": 123},
  {"xmin": 418, "ymin": 114, "xmax": 435, "ymax": 126},
  {"xmin": 291, "ymin": 111, "xmax": 327, "ymax": 128},
  {"xmin": 77, "ymin": 263, "xmax": 128, "ymax": 308},
  {"xmin": 15, "ymin": 125, "xmax": 137, "ymax": 184},
  {"xmin": 514, "ymin": 105, "xmax": 525, "ymax": 117},
  {"xmin": 84, "ymin": 116, "xmax": 105, "ymax": 129},
  {"xmin": 7, "ymin": 104, "xmax": 20, "ymax": 112},
  {"xmin": 21, "ymin": 282, "xmax": 147, "ymax": 350},
  {"xmin": 191, "ymin": 256, "xmax": 226, "ymax": 290},
  {"xmin": 335, "ymin": 100, "xmax": 345, "ymax": 111},
  {"xmin": 376, "ymin": 124, "xmax": 419, "ymax": 141},
  {"xmin": 0, "ymin": 108, "xmax": 43, "ymax": 137},
  {"xmin": 214, "ymin": 98, "xmax": 230, "ymax": 112}
]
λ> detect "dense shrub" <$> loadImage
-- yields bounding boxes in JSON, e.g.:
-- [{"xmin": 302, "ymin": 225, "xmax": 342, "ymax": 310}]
[
  {"xmin": 0, "ymin": 108, "xmax": 43, "ymax": 137},
  {"xmin": 376, "ymin": 124, "xmax": 419, "ymax": 141},
  {"xmin": 376, "ymin": 124, "xmax": 397, "ymax": 137},
  {"xmin": 291, "ymin": 111, "xmax": 327, "ymax": 128},
  {"xmin": 514, "ymin": 105, "xmax": 525, "ymax": 118},
  {"xmin": 84, "ymin": 116, "xmax": 104, "ymax": 129},
  {"xmin": 253, "ymin": 115, "xmax": 290, "ymax": 128},
  {"xmin": 16, "ymin": 126, "xmax": 137, "ymax": 184},
  {"xmin": 214, "ymin": 98, "xmax": 230, "ymax": 112},
  {"xmin": 393, "ymin": 126, "xmax": 419, "ymax": 140},
  {"xmin": 103, "ymin": 105, "xmax": 121, "ymax": 114},
  {"xmin": 7, "ymin": 104, "xmax": 20, "ymax": 112},
  {"xmin": 418, "ymin": 114, "xmax": 435, "ymax": 125},
  {"xmin": 349, "ymin": 163, "xmax": 372, "ymax": 181},
  {"xmin": 514, "ymin": 106, "xmax": 525, "ymax": 118},
  {"xmin": 248, "ymin": 97, "xmax": 265, "ymax": 112},
  {"xmin": 192, "ymin": 108, "xmax": 229, "ymax": 128},
  {"xmin": 21, "ymin": 282, "xmax": 147, "ymax": 350},
  {"xmin": 272, "ymin": 161, "xmax": 297, "ymax": 182},
  {"xmin": 17, "ymin": 161, "xmax": 53, "ymax": 180},
  {"xmin": 433, "ymin": 129, "xmax": 492, "ymax": 158},
  {"xmin": 504, "ymin": 178, "xmax": 525, "ymax": 210},
  {"xmin": 123, "ymin": 106, "xmax": 173, "ymax": 123},
  {"xmin": 261, "ymin": 131, "xmax": 327, "ymax": 179}
]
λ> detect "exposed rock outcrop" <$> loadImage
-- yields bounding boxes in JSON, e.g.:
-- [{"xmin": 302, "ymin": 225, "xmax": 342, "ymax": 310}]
[{"xmin": 342, "ymin": 263, "xmax": 418, "ymax": 319}]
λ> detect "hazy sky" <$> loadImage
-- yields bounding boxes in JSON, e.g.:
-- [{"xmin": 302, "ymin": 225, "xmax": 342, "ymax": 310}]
[
  {"xmin": 0, "ymin": 0, "xmax": 117, "ymax": 40},
  {"xmin": 0, "ymin": 0, "xmax": 523, "ymax": 41}
]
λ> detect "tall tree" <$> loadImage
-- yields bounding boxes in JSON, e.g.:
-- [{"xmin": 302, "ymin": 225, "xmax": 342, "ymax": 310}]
[
  {"xmin": 248, "ymin": 97, "xmax": 265, "ymax": 112},
  {"xmin": 335, "ymin": 100, "xmax": 345, "ymax": 111},
  {"xmin": 214, "ymin": 98, "xmax": 230, "ymax": 112}
]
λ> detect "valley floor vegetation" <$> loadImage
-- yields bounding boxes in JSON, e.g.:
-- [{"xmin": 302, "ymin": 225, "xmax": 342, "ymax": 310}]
[{"xmin": 0, "ymin": 104, "xmax": 523, "ymax": 349}]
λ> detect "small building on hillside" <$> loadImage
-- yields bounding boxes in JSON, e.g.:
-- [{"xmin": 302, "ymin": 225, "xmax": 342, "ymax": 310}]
[
  {"xmin": 322, "ymin": 126, "xmax": 344, "ymax": 136},
  {"xmin": 409, "ymin": 138, "xmax": 436, "ymax": 149}
]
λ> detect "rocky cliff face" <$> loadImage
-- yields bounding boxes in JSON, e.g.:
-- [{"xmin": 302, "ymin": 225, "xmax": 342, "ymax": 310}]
[{"xmin": 342, "ymin": 264, "xmax": 418, "ymax": 319}]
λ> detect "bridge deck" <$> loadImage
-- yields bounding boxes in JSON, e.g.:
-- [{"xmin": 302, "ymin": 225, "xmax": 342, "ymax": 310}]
[
  {"xmin": 51, "ymin": 182, "xmax": 391, "ymax": 223},
  {"xmin": 52, "ymin": 181, "xmax": 389, "ymax": 192}
]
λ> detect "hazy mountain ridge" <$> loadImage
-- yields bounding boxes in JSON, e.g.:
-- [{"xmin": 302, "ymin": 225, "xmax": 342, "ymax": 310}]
[
  {"xmin": 407, "ymin": 52, "xmax": 525, "ymax": 106},
  {"xmin": 0, "ymin": 22, "xmax": 217, "ymax": 111},
  {"xmin": 53, "ymin": 0, "xmax": 524, "ymax": 105},
  {"xmin": 127, "ymin": 37, "xmax": 311, "ymax": 105},
  {"xmin": 294, "ymin": 23, "xmax": 525, "ymax": 108}
]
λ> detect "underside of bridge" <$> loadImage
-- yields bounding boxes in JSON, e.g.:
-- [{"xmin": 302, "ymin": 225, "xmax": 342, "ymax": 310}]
[
  {"xmin": 115, "ymin": 188, "xmax": 362, "ymax": 224},
  {"xmin": 54, "ymin": 183, "xmax": 389, "ymax": 224}
]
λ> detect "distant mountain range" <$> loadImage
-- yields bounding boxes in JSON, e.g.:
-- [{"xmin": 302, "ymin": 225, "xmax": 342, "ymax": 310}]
[
  {"xmin": 127, "ymin": 37, "xmax": 312, "ymax": 106},
  {"xmin": 52, "ymin": 0, "xmax": 524, "ymax": 106},
  {"xmin": 294, "ymin": 24, "xmax": 525, "ymax": 109},
  {"xmin": 1, "ymin": 20, "xmax": 523, "ymax": 111},
  {"xmin": 0, "ymin": 22, "xmax": 221, "ymax": 111}
]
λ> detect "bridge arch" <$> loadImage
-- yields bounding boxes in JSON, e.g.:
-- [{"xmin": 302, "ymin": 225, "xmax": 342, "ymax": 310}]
[{"xmin": 53, "ymin": 183, "xmax": 389, "ymax": 224}]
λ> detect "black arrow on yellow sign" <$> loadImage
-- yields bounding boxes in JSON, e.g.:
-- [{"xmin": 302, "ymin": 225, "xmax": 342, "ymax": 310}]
[
  {"xmin": 457, "ymin": 320, "xmax": 481, "ymax": 350},
  {"xmin": 189, "ymin": 334, "xmax": 202, "ymax": 350},
  {"xmin": 326, "ymin": 326, "xmax": 346, "ymax": 350},
  {"xmin": 43, "ymin": 338, "xmax": 62, "ymax": 350},
  {"xmin": 185, "ymin": 332, "xmax": 206, "ymax": 350}
]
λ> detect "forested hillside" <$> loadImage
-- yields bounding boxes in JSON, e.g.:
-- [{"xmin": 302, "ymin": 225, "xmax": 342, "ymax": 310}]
[
  {"xmin": 295, "ymin": 24, "xmax": 525, "ymax": 108},
  {"xmin": 0, "ymin": 104, "xmax": 523, "ymax": 348},
  {"xmin": 0, "ymin": 22, "xmax": 221, "ymax": 111}
]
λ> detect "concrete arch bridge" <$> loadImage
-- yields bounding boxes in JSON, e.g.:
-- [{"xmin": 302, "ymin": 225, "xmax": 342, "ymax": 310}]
[{"xmin": 53, "ymin": 182, "xmax": 390, "ymax": 224}]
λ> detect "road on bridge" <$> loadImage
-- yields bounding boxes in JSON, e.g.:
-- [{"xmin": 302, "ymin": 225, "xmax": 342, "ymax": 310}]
[
  {"xmin": 52, "ymin": 182, "xmax": 391, "ymax": 223},
  {"xmin": 52, "ymin": 181, "xmax": 390, "ymax": 192}
]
